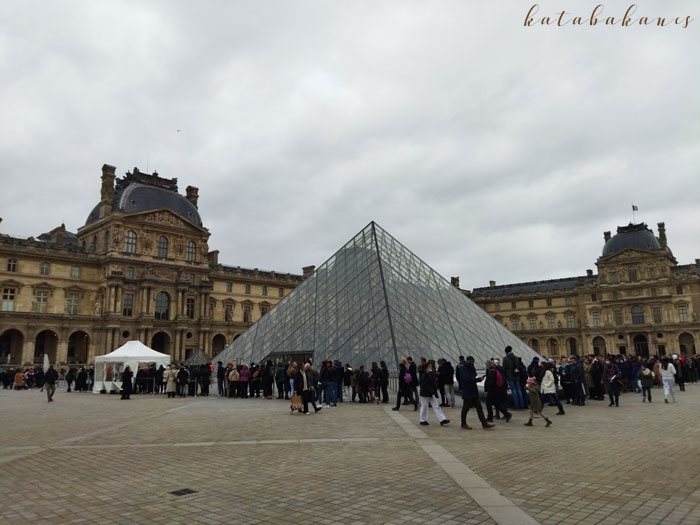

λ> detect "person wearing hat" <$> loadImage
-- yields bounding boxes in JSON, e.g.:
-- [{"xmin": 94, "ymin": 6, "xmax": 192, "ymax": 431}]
[
  {"xmin": 524, "ymin": 376, "xmax": 552, "ymax": 427},
  {"xmin": 456, "ymin": 356, "xmax": 493, "ymax": 430}
]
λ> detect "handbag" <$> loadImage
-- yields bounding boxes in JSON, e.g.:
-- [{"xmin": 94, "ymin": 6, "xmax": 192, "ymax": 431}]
[{"xmin": 290, "ymin": 395, "xmax": 303, "ymax": 411}]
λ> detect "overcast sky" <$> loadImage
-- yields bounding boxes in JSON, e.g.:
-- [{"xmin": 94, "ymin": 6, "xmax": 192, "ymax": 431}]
[{"xmin": 1, "ymin": 1, "xmax": 698, "ymax": 289}]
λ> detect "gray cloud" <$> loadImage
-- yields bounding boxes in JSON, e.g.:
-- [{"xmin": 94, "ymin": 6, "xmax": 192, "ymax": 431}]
[{"xmin": 1, "ymin": 0, "xmax": 698, "ymax": 289}]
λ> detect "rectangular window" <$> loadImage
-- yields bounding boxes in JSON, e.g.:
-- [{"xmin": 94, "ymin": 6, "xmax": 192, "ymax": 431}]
[
  {"xmin": 7, "ymin": 259, "xmax": 17, "ymax": 272},
  {"xmin": 591, "ymin": 294, "xmax": 597, "ymax": 302},
  {"xmin": 511, "ymin": 318, "xmax": 519, "ymax": 330},
  {"xmin": 122, "ymin": 293, "xmax": 133, "ymax": 317},
  {"xmin": 648, "ymin": 266, "xmax": 656, "ymax": 279},
  {"xmin": 653, "ymin": 307, "xmax": 662, "ymax": 323},
  {"xmin": 34, "ymin": 290, "xmax": 48, "ymax": 313},
  {"xmin": 614, "ymin": 310, "xmax": 623, "ymax": 325},
  {"xmin": 243, "ymin": 305, "xmax": 251, "ymax": 323},
  {"xmin": 186, "ymin": 298, "xmax": 195, "ymax": 319},
  {"xmin": 261, "ymin": 306, "xmax": 269, "ymax": 316},
  {"xmin": 628, "ymin": 268, "xmax": 638, "ymax": 281},
  {"xmin": 208, "ymin": 302, "xmax": 215, "ymax": 317},
  {"xmin": 529, "ymin": 316, "xmax": 536, "ymax": 330},
  {"xmin": 528, "ymin": 300, "xmax": 533, "ymax": 308},
  {"xmin": 566, "ymin": 313, "xmax": 574, "ymax": 328},
  {"xmin": 612, "ymin": 291, "xmax": 619, "ymax": 300},
  {"xmin": 2, "ymin": 288, "xmax": 15, "ymax": 311},
  {"xmin": 592, "ymin": 311, "xmax": 600, "ymax": 327},
  {"xmin": 494, "ymin": 303, "xmax": 500, "ymax": 310},
  {"xmin": 125, "ymin": 267, "xmax": 134, "ymax": 279},
  {"xmin": 651, "ymin": 288, "xmax": 657, "ymax": 297},
  {"xmin": 547, "ymin": 314, "xmax": 555, "ymax": 329},
  {"xmin": 565, "ymin": 297, "xmax": 572, "ymax": 306},
  {"xmin": 67, "ymin": 293, "xmax": 79, "ymax": 315},
  {"xmin": 279, "ymin": 287, "xmax": 284, "ymax": 298},
  {"xmin": 245, "ymin": 284, "xmax": 251, "ymax": 295},
  {"xmin": 226, "ymin": 282, "xmax": 232, "ymax": 293},
  {"xmin": 679, "ymin": 304, "xmax": 688, "ymax": 322},
  {"xmin": 225, "ymin": 303, "xmax": 233, "ymax": 321},
  {"xmin": 546, "ymin": 298, "xmax": 552, "ymax": 307},
  {"xmin": 511, "ymin": 302, "xmax": 516, "ymax": 309},
  {"xmin": 676, "ymin": 285, "xmax": 683, "ymax": 295},
  {"xmin": 71, "ymin": 266, "xmax": 80, "ymax": 278},
  {"xmin": 40, "ymin": 262, "xmax": 50, "ymax": 275},
  {"xmin": 263, "ymin": 286, "xmax": 268, "ymax": 297}
]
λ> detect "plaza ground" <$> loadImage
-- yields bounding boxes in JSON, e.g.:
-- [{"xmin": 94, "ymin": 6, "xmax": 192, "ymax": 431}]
[{"xmin": 1, "ymin": 385, "xmax": 700, "ymax": 524}]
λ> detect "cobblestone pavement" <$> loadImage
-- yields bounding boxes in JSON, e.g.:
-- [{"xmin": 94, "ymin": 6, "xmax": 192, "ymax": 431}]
[{"xmin": 1, "ymin": 384, "xmax": 699, "ymax": 524}]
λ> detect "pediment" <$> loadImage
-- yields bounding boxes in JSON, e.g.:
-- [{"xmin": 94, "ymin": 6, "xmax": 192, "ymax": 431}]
[
  {"xmin": 0, "ymin": 279, "xmax": 24, "ymax": 289},
  {"xmin": 598, "ymin": 249, "xmax": 659, "ymax": 264},
  {"xmin": 135, "ymin": 209, "xmax": 208, "ymax": 233}
]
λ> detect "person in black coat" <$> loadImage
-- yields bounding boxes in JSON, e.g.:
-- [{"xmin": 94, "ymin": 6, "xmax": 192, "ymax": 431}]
[
  {"xmin": 121, "ymin": 366, "xmax": 133, "ymax": 400},
  {"xmin": 262, "ymin": 360, "xmax": 274, "ymax": 399},
  {"xmin": 199, "ymin": 364, "xmax": 211, "ymax": 396},
  {"xmin": 484, "ymin": 359, "xmax": 511, "ymax": 423},
  {"xmin": 457, "ymin": 357, "xmax": 494, "ymax": 430},
  {"xmin": 406, "ymin": 357, "xmax": 419, "ymax": 409},
  {"xmin": 177, "ymin": 366, "xmax": 189, "ymax": 398},
  {"xmin": 379, "ymin": 361, "xmax": 390, "ymax": 404},
  {"xmin": 569, "ymin": 356, "xmax": 585, "ymax": 406},
  {"xmin": 418, "ymin": 360, "xmax": 449, "ymax": 426},
  {"xmin": 65, "ymin": 368, "xmax": 76, "ymax": 392},
  {"xmin": 393, "ymin": 360, "xmax": 416, "ymax": 411},
  {"xmin": 155, "ymin": 365, "xmax": 165, "ymax": 394}
]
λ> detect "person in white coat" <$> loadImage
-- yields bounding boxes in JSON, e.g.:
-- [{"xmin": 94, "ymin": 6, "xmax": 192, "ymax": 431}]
[
  {"xmin": 659, "ymin": 357, "xmax": 677, "ymax": 403},
  {"xmin": 541, "ymin": 362, "xmax": 565, "ymax": 415}
]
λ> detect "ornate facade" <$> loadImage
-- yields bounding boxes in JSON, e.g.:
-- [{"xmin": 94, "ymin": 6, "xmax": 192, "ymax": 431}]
[
  {"xmin": 0, "ymin": 165, "xmax": 303, "ymax": 366},
  {"xmin": 469, "ymin": 222, "xmax": 700, "ymax": 358}
]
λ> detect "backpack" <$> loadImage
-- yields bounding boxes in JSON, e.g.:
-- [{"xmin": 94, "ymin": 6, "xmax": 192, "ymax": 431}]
[
  {"xmin": 404, "ymin": 372, "xmax": 412, "ymax": 384},
  {"xmin": 495, "ymin": 369, "xmax": 504, "ymax": 388}
]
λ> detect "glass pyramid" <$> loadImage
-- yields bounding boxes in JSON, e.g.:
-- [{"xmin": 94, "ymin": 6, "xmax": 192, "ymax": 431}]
[{"xmin": 212, "ymin": 222, "xmax": 540, "ymax": 370}]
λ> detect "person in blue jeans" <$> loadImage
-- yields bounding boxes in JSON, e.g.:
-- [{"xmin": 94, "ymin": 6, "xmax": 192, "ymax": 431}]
[{"xmin": 503, "ymin": 346, "xmax": 525, "ymax": 409}]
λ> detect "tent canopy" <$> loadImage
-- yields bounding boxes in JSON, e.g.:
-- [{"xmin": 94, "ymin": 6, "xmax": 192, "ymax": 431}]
[
  {"xmin": 93, "ymin": 341, "xmax": 170, "ymax": 393},
  {"xmin": 95, "ymin": 340, "xmax": 171, "ymax": 363}
]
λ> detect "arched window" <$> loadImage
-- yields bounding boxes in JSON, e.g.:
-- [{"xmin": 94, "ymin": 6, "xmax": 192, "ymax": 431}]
[
  {"xmin": 186, "ymin": 241, "xmax": 196, "ymax": 262},
  {"xmin": 91, "ymin": 235, "xmax": 98, "ymax": 252},
  {"xmin": 631, "ymin": 305, "xmax": 645, "ymax": 324},
  {"xmin": 548, "ymin": 339, "xmax": 558, "ymax": 356},
  {"xmin": 125, "ymin": 231, "xmax": 137, "ymax": 253},
  {"xmin": 104, "ymin": 231, "xmax": 110, "ymax": 252},
  {"xmin": 157, "ymin": 236, "xmax": 168, "ymax": 258},
  {"xmin": 154, "ymin": 292, "xmax": 170, "ymax": 320}
]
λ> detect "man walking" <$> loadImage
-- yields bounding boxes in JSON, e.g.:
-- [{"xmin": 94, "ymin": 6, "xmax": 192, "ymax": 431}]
[
  {"xmin": 457, "ymin": 356, "xmax": 495, "ymax": 430},
  {"xmin": 45, "ymin": 365, "xmax": 58, "ymax": 402},
  {"xmin": 503, "ymin": 346, "xmax": 525, "ymax": 409}
]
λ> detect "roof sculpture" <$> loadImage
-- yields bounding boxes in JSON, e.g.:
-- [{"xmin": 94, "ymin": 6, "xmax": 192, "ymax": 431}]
[{"xmin": 212, "ymin": 222, "xmax": 541, "ymax": 370}]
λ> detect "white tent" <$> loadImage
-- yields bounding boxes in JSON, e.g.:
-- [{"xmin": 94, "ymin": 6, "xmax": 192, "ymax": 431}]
[{"xmin": 93, "ymin": 340, "xmax": 170, "ymax": 393}]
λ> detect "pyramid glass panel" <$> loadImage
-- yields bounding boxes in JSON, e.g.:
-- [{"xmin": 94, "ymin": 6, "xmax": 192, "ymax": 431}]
[{"xmin": 212, "ymin": 222, "xmax": 541, "ymax": 370}]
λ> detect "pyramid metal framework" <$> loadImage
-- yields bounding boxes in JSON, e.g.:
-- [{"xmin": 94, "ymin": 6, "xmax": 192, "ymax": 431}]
[{"xmin": 212, "ymin": 222, "xmax": 540, "ymax": 370}]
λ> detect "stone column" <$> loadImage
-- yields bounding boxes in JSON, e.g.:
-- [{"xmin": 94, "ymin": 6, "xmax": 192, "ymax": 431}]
[
  {"xmin": 56, "ymin": 339, "xmax": 68, "ymax": 364},
  {"xmin": 174, "ymin": 330, "xmax": 181, "ymax": 361}
]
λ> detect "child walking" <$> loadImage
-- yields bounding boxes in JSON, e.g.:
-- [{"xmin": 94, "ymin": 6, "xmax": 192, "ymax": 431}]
[{"xmin": 524, "ymin": 376, "xmax": 552, "ymax": 427}]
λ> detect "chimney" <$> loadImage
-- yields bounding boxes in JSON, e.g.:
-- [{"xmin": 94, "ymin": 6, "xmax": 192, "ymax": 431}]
[
  {"xmin": 586, "ymin": 269, "xmax": 593, "ymax": 277},
  {"xmin": 603, "ymin": 231, "xmax": 611, "ymax": 242},
  {"xmin": 657, "ymin": 222, "xmax": 667, "ymax": 248},
  {"xmin": 489, "ymin": 280, "xmax": 496, "ymax": 287},
  {"xmin": 186, "ymin": 186, "xmax": 199, "ymax": 209},
  {"xmin": 207, "ymin": 250, "xmax": 219, "ymax": 265},
  {"xmin": 303, "ymin": 265, "xmax": 315, "ymax": 279},
  {"xmin": 695, "ymin": 259, "xmax": 700, "ymax": 266},
  {"xmin": 99, "ymin": 164, "xmax": 116, "ymax": 219},
  {"xmin": 450, "ymin": 276, "xmax": 460, "ymax": 288}
]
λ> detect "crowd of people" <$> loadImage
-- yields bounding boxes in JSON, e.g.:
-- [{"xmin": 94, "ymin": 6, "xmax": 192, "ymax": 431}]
[{"xmin": 3, "ymin": 349, "xmax": 697, "ymax": 420}]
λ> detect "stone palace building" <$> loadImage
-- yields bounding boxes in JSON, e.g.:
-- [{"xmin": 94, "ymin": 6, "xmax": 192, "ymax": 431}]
[
  {"xmin": 0, "ymin": 165, "xmax": 304, "ymax": 366},
  {"xmin": 469, "ymin": 222, "xmax": 699, "ymax": 359}
]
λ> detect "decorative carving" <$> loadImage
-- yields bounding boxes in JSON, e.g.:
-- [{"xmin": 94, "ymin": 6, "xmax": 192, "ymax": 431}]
[
  {"xmin": 175, "ymin": 235, "xmax": 184, "ymax": 256},
  {"xmin": 113, "ymin": 226, "xmax": 122, "ymax": 248},
  {"xmin": 144, "ymin": 211, "xmax": 186, "ymax": 228},
  {"xmin": 142, "ymin": 234, "xmax": 153, "ymax": 253}
]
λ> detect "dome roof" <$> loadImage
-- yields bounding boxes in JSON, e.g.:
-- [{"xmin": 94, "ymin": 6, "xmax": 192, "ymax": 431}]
[
  {"xmin": 85, "ymin": 172, "xmax": 202, "ymax": 227},
  {"xmin": 602, "ymin": 223, "xmax": 661, "ymax": 257}
]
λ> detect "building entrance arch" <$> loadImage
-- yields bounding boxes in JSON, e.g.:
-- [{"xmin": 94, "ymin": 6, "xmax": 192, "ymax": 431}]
[
  {"xmin": 679, "ymin": 332, "xmax": 696, "ymax": 354},
  {"xmin": 68, "ymin": 331, "xmax": 90, "ymax": 364},
  {"xmin": 592, "ymin": 336, "xmax": 606, "ymax": 356},
  {"xmin": 0, "ymin": 329, "xmax": 24, "ymax": 365},
  {"xmin": 34, "ymin": 330, "xmax": 58, "ymax": 365},
  {"xmin": 151, "ymin": 332, "xmax": 171, "ymax": 357},
  {"xmin": 633, "ymin": 334, "xmax": 649, "ymax": 358},
  {"xmin": 212, "ymin": 334, "xmax": 227, "ymax": 354}
]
